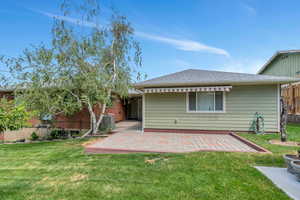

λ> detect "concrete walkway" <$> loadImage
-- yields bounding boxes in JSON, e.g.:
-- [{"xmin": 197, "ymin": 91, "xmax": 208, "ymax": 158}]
[
  {"xmin": 255, "ymin": 166, "xmax": 300, "ymax": 200},
  {"xmin": 113, "ymin": 120, "xmax": 142, "ymax": 132}
]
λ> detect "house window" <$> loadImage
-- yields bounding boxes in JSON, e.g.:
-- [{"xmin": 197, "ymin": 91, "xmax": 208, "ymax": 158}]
[{"xmin": 188, "ymin": 91, "xmax": 224, "ymax": 112}]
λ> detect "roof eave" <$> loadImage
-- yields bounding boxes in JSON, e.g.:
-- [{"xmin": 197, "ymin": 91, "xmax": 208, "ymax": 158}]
[
  {"xmin": 134, "ymin": 80, "xmax": 298, "ymax": 89},
  {"xmin": 0, "ymin": 89, "xmax": 14, "ymax": 92},
  {"xmin": 257, "ymin": 52, "xmax": 280, "ymax": 74}
]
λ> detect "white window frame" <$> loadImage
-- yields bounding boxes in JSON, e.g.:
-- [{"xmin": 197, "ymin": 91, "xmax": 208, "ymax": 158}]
[{"xmin": 186, "ymin": 91, "xmax": 226, "ymax": 113}]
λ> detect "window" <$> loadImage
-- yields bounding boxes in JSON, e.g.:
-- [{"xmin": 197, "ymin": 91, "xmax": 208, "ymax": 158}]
[{"xmin": 188, "ymin": 91, "xmax": 224, "ymax": 112}]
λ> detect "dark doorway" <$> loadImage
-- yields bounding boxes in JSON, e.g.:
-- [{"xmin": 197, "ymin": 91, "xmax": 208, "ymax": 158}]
[{"xmin": 126, "ymin": 97, "xmax": 142, "ymax": 121}]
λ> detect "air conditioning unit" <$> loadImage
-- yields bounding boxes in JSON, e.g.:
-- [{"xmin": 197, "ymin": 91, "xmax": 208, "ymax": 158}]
[{"xmin": 99, "ymin": 114, "xmax": 116, "ymax": 131}]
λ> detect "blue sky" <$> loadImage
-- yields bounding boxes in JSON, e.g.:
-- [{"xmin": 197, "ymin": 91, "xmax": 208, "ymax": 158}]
[{"xmin": 1, "ymin": 0, "xmax": 300, "ymax": 79}]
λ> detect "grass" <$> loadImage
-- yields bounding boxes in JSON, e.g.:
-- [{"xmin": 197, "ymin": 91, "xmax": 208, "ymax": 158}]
[
  {"xmin": 0, "ymin": 125, "xmax": 299, "ymax": 200},
  {"xmin": 240, "ymin": 123, "xmax": 300, "ymax": 155}
]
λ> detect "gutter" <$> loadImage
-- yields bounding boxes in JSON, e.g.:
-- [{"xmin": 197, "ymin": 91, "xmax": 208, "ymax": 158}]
[{"xmin": 134, "ymin": 79, "xmax": 300, "ymax": 89}]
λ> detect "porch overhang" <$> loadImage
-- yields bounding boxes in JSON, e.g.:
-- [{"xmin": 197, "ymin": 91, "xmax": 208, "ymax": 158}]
[{"xmin": 143, "ymin": 86, "xmax": 232, "ymax": 93}]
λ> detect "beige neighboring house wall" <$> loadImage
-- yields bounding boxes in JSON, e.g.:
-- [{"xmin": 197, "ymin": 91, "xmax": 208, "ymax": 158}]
[
  {"xmin": 3, "ymin": 128, "xmax": 49, "ymax": 142},
  {"xmin": 144, "ymin": 85, "xmax": 279, "ymax": 132}
]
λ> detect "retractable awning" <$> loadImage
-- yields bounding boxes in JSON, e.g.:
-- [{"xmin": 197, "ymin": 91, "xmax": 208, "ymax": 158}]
[{"xmin": 143, "ymin": 86, "xmax": 232, "ymax": 93}]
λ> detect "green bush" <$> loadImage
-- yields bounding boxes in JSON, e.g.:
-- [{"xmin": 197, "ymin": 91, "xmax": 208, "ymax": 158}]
[
  {"xmin": 49, "ymin": 129, "xmax": 69, "ymax": 139},
  {"xmin": 30, "ymin": 132, "xmax": 39, "ymax": 141},
  {"xmin": 0, "ymin": 98, "xmax": 31, "ymax": 133},
  {"xmin": 15, "ymin": 139, "xmax": 25, "ymax": 143},
  {"xmin": 49, "ymin": 130, "xmax": 59, "ymax": 139}
]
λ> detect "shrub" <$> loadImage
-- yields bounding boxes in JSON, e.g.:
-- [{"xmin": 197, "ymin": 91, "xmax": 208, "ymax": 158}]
[
  {"xmin": 70, "ymin": 130, "xmax": 81, "ymax": 137},
  {"xmin": 30, "ymin": 132, "xmax": 39, "ymax": 141},
  {"xmin": 15, "ymin": 139, "xmax": 25, "ymax": 143},
  {"xmin": 0, "ymin": 98, "xmax": 31, "ymax": 133},
  {"xmin": 50, "ymin": 130, "xmax": 59, "ymax": 139},
  {"xmin": 50, "ymin": 129, "xmax": 69, "ymax": 139}
]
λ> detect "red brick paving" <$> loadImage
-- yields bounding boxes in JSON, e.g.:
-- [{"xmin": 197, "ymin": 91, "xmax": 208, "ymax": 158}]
[
  {"xmin": 85, "ymin": 121, "xmax": 270, "ymax": 154},
  {"xmin": 86, "ymin": 131, "xmax": 259, "ymax": 154}
]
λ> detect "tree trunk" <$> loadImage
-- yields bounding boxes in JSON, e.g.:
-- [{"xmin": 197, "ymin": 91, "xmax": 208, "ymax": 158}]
[
  {"xmin": 95, "ymin": 103, "xmax": 107, "ymax": 132},
  {"xmin": 280, "ymin": 98, "xmax": 288, "ymax": 142},
  {"xmin": 82, "ymin": 41, "xmax": 116, "ymax": 138},
  {"xmin": 82, "ymin": 102, "xmax": 107, "ymax": 137},
  {"xmin": 91, "ymin": 112, "xmax": 97, "ymax": 135},
  {"xmin": 82, "ymin": 101, "xmax": 97, "ymax": 137}
]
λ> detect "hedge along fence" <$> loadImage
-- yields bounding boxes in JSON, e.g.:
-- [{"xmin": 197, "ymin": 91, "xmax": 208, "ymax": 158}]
[{"xmin": 1, "ymin": 128, "xmax": 49, "ymax": 142}]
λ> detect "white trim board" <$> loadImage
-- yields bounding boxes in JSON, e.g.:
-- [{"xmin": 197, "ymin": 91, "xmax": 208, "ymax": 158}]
[
  {"xmin": 277, "ymin": 84, "xmax": 281, "ymax": 133},
  {"xmin": 142, "ymin": 93, "xmax": 145, "ymax": 133},
  {"xmin": 144, "ymin": 86, "xmax": 232, "ymax": 94}
]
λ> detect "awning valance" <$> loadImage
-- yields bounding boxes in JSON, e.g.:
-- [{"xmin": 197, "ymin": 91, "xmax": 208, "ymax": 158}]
[{"xmin": 143, "ymin": 86, "xmax": 232, "ymax": 93}]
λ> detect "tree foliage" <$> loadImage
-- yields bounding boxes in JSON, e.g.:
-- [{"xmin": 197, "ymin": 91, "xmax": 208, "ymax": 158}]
[
  {"xmin": 0, "ymin": 99, "xmax": 30, "ymax": 133},
  {"xmin": 1, "ymin": 0, "xmax": 142, "ymax": 136}
]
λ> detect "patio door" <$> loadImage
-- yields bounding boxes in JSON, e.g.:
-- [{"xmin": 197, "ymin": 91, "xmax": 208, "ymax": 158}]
[{"xmin": 126, "ymin": 97, "xmax": 142, "ymax": 121}]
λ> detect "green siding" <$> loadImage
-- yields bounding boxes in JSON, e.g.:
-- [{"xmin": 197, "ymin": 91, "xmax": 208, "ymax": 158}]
[
  {"xmin": 261, "ymin": 53, "xmax": 300, "ymax": 77},
  {"xmin": 144, "ymin": 85, "xmax": 279, "ymax": 132}
]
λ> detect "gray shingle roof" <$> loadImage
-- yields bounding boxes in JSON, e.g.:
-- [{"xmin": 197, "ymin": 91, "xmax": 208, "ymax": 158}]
[
  {"xmin": 135, "ymin": 69, "xmax": 300, "ymax": 88},
  {"xmin": 0, "ymin": 87, "xmax": 14, "ymax": 92}
]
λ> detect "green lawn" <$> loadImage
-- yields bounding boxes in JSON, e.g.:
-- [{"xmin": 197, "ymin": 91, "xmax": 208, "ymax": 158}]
[{"xmin": 0, "ymin": 125, "xmax": 299, "ymax": 200}]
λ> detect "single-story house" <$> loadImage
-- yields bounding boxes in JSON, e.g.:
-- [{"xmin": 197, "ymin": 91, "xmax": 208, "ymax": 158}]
[
  {"xmin": 134, "ymin": 69, "xmax": 299, "ymax": 133},
  {"xmin": 257, "ymin": 50, "xmax": 300, "ymax": 122},
  {"xmin": 0, "ymin": 88, "xmax": 142, "ymax": 130}
]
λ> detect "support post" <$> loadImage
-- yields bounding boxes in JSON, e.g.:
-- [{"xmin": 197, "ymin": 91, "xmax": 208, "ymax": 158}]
[
  {"xmin": 142, "ymin": 93, "xmax": 145, "ymax": 134},
  {"xmin": 280, "ymin": 97, "xmax": 288, "ymax": 142}
]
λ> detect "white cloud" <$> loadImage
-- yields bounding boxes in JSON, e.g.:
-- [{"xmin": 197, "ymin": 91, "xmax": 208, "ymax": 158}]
[
  {"xmin": 35, "ymin": 10, "xmax": 230, "ymax": 57},
  {"xmin": 172, "ymin": 58, "xmax": 264, "ymax": 74},
  {"xmin": 37, "ymin": 11, "xmax": 98, "ymax": 28},
  {"xmin": 241, "ymin": 3, "xmax": 256, "ymax": 16},
  {"xmin": 135, "ymin": 32, "xmax": 230, "ymax": 57},
  {"xmin": 217, "ymin": 59, "xmax": 264, "ymax": 74},
  {"xmin": 173, "ymin": 59, "xmax": 195, "ymax": 67}
]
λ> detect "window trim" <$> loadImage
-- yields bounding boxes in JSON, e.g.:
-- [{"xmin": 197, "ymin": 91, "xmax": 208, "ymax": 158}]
[{"xmin": 186, "ymin": 91, "xmax": 226, "ymax": 113}]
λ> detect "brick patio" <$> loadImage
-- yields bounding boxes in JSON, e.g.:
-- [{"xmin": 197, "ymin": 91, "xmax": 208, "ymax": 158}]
[{"xmin": 85, "ymin": 130, "xmax": 267, "ymax": 154}]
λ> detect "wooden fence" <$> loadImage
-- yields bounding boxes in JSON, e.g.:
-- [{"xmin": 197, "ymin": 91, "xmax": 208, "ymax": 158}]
[
  {"xmin": 52, "ymin": 120, "xmax": 90, "ymax": 130},
  {"xmin": 282, "ymin": 84, "xmax": 300, "ymax": 114}
]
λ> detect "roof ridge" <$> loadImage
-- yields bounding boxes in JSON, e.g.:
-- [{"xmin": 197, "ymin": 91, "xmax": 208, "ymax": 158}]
[
  {"xmin": 135, "ymin": 68, "xmax": 299, "ymax": 88},
  {"xmin": 170, "ymin": 68, "xmax": 296, "ymax": 78},
  {"xmin": 188, "ymin": 68, "xmax": 257, "ymax": 75},
  {"xmin": 139, "ymin": 68, "xmax": 193, "ymax": 82}
]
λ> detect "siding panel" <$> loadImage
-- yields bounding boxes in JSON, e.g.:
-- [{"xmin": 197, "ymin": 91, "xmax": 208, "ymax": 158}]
[
  {"xmin": 262, "ymin": 53, "xmax": 300, "ymax": 77},
  {"xmin": 144, "ymin": 85, "xmax": 279, "ymax": 132}
]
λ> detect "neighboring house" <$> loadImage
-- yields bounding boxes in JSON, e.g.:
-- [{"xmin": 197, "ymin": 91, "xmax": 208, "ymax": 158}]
[
  {"xmin": 257, "ymin": 50, "xmax": 300, "ymax": 121},
  {"xmin": 258, "ymin": 50, "xmax": 300, "ymax": 77},
  {"xmin": 134, "ymin": 69, "xmax": 298, "ymax": 133},
  {"xmin": 0, "ymin": 89, "xmax": 142, "ymax": 130}
]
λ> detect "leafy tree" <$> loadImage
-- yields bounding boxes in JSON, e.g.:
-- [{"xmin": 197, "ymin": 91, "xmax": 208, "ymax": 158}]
[
  {"xmin": 0, "ymin": 99, "xmax": 30, "ymax": 133},
  {"xmin": 1, "ymin": 0, "xmax": 142, "ymax": 136}
]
